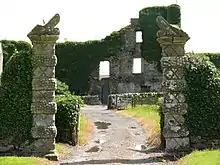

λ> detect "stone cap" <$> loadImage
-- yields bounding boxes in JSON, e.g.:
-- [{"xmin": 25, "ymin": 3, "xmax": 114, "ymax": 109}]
[
  {"xmin": 27, "ymin": 14, "xmax": 60, "ymax": 40},
  {"xmin": 156, "ymin": 16, "xmax": 190, "ymax": 40}
]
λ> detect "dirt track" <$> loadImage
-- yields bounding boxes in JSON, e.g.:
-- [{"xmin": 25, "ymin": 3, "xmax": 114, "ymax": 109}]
[{"xmin": 61, "ymin": 105, "xmax": 176, "ymax": 165}]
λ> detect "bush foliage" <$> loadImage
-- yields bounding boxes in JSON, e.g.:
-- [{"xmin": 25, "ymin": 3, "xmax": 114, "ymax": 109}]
[
  {"xmin": 55, "ymin": 94, "xmax": 82, "ymax": 145},
  {"xmin": 184, "ymin": 53, "xmax": 220, "ymax": 138},
  {"xmin": 55, "ymin": 79, "xmax": 83, "ymax": 144},
  {"xmin": 0, "ymin": 40, "xmax": 84, "ymax": 145},
  {"xmin": 0, "ymin": 47, "xmax": 33, "ymax": 144}
]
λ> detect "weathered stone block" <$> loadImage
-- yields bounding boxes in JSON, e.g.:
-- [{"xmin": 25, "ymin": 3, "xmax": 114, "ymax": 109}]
[
  {"xmin": 32, "ymin": 55, "xmax": 57, "ymax": 67},
  {"xmin": 30, "ymin": 138, "xmax": 56, "ymax": 153},
  {"xmin": 165, "ymin": 137, "xmax": 190, "ymax": 152},
  {"xmin": 161, "ymin": 56, "xmax": 187, "ymax": 68},
  {"xmin": 163, "ymin": 68, "xmax": 184, "ymax": 80},
  {"xmin": 163, "ymin": 103, "xmax": 187, "ymax": 114},
  {"xmin": 32, "ymin": 91, "xmax": 55, "ymax": 102},
  {"xmin": 162, "ymin": 80, "xmax": 186, "ymax": 92},
  {"xmin": 163, "ymin": 114, "xmax": 189, "ymax": 138},
  {"xmin": 33, "ymin": 114, "xmax": 55, "ymax": 127},
  {"xmin": 32, "ymin": 78, "xmax": 56, "ymax": 91},
  {"xmin": 31, "ymin": 102, "xmax": 57, "ymax": 114},
  {"xmin": 164, "ymin": 92, "xmax": 186, "ymax": 104},
  {"xmin": 31, "ymin": 125, "xmax": 57, "ymax": 139}
]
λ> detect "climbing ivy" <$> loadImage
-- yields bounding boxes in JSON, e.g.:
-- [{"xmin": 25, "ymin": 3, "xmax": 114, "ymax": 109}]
[
  {"xmin": 55, "ymin": 31, "xmax": 123, "ymax": 95},
  {"xmin": 195, "ymin": 53, "xmax": 220, "ymax": 69},
  {"xmin": 184, "ymin": 53, "xmax": 220, "ymax": 138},
  {"xmin": 139, "ymin": 4, "xmax": 181, "ymax": 70},
  {"xmin": 0, "ymin": 48, "xmax": 33, "ymax": 145}
]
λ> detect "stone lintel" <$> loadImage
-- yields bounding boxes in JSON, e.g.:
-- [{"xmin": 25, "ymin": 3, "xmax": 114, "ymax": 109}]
[
  {"xmin": 28, "ymin": 35, "xmax": 59, "ymax": 43},
  {"xmin": 157, "ymin": 37, "xmax": 189, "ymax": 45}
]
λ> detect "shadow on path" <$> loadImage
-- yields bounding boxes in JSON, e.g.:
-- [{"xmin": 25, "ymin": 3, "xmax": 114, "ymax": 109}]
[{"xmin": 61, "ymin": 157, "xmax": 164, "ymax": 165}]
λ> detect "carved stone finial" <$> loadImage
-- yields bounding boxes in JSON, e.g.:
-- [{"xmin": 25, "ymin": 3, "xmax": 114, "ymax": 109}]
[
  {"xmin": 27, "ymin": 14, "xmax": 60, "ymax": 36},
  {"xmin": 156, "ymin": 16, "xmax": 189, "ymax": 39}
]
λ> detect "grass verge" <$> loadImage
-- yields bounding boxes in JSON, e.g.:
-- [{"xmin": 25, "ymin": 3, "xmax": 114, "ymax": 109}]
[
  {"xmin": 178, "ymin": 149, "xmax": 220, "ymax": 165},
  {"xmin": 79, "ymin": 113, "xmax": 94, "ymax": 145},
  {"xmin": 0, "ymin": 156, "xmax": 54, "ymax": 165},
  {"xmin": 117, "ymin": 105, "xmax": 161, "ymax": 148}
]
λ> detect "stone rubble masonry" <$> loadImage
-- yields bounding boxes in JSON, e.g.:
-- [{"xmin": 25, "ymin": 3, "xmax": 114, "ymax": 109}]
[
  {"xmin": 107, "ymin": 92, "xmax": 163, "ymax": 110},
  {"xmin": 26, "ymin": 14, "xmax": 60, "ymax": 161},
  {"xmin": 81, "ymin": 95, "xmax": 102, "ymax": 105},
  {"xmin": 89, "ymin": 18, "xmax": 162, "ymax": 96},
  {"xmin": 156, "ymin": 16, "xmax": 190, "ymax": 153}
]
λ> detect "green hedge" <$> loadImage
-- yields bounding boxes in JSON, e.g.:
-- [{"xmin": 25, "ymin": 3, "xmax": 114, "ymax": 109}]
[
  {"xmin": 195, "ymin": 53, "xmax": 220, "ymax": 69},
  {"xmin": 0, "ymin": 40, "xmax": 84, "ymax": 146},
  {"xmin": 139, "ymin": 4, "xmax": 181, "ymax": 70},
  {"xmin": 1, "ymin": 40, "xmax": 31, "ymax": 66},
  {"xmin": 0, "ymin": 48, "xmax": 33, "ymax": 145},
  {"xmin": 184, "ymin": 53, "xmax": 220, "ymax": 138},
  {"xmin": 55, "ymin": 95, "xmax": 82, "ymax": 145}
]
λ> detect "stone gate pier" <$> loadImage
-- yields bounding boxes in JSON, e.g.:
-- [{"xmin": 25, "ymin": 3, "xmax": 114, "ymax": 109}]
[
  {"xmin": 27, "ymin": 14, "xmax": 60, "ymax": 160},
  {"xmin": 156, "ymin": 16, "xmax": 190, "ymax": 153}
]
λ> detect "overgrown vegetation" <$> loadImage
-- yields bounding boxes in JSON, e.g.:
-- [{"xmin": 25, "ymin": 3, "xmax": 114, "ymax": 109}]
[
  {"xmin": 118, "ymin": 105, "xmax": 161, "ymax": 147},
  {"xmin": 0, "ymin": 41, "xmax": 33, "ymax": 145},
  {"xmin": 139, "ymin": 4, "xmax": 181, "ymax": 70},
  {"xmin": 0, "ymin": 40, "xmax": 84, "ymax": 146},
  {"xmin": 55, "ymin": 94, "xmax": 81, "ymax": 145},
  {"xmin": 56, "ymin": 31, "xmax": 123, "ymax": 95},
  {"xmin": 184, "ymin": 53, "xmax": 220, "ymax": 138},
  {"xmin": 178, "ymin": 149, "xmax": 220, "ymax": 165}
]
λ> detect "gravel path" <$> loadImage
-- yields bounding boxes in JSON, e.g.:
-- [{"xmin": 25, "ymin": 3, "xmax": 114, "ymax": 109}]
[{"xmin": 61, "ymin": 105, "xmax": 176, "ymax": 165}]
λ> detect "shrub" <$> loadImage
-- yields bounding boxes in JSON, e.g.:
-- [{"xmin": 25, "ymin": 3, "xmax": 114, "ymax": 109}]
[
  {"xmin": 1, "ymin": 40, "xmax": 31, "ymax": 67},
  {"xmin": 0, "ymin": 49, "xmax": 33, "ymax": 144},
  {"xmin": 195, "ymin": 53, "xmax": 220, "ymax": 69},
  {"xmin": 55, "ymin": 95, "xmax": 81, "ymax": 145},
  {"xmin": 56, "ymin": 79, "xmax": 71, "ymax": 96},
  {"xmin": 184, "ymin": 53, "xmax": 220, "ymax": 138}
]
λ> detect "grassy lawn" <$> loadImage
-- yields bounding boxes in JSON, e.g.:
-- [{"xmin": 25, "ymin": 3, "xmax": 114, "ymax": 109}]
[
  {"xmin": 0, "ymin": 113, "xmax": 94, "ymax": 165},
  {"xmin": 117, "ymin": 104, "xmax": 161, "ymax": 147},
  {"xmin": 178, "ymin": 149, "xmax": 220, "ymax": 165}
]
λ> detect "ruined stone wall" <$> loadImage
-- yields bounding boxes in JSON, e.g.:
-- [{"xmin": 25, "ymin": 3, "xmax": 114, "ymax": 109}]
[
  {"xmin": 108, "ymin": 92, "xmax": 163, "ymax": 110},
  {"xmin": 89, "ymin": 17, "xmax": 162, "ymax": 95}
]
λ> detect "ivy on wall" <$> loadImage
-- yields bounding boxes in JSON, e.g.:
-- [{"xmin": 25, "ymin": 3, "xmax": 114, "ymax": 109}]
[
  {"xmin": 184, "ymin": 53, "xmax": 220, "ymax": 138},
  {"xmin": 55, "ymin": 31, "xmax": 123, "ymax": 95},
  {"xmin": 139, "ymin": 4, "xmax": 181, "ymax": 70},
  {"xmin": 0, "ymin": 42, "xmax": 33, "ymax": 145}
]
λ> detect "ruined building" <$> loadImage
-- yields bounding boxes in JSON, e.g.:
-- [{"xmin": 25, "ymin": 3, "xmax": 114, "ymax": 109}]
[
  {"xmin": 88, "ymin": 17, "xmax": 163, "ymax": 103},
  {"xmin": 87, "ymin": 4, "xmax": 181, "ymax": 104}
]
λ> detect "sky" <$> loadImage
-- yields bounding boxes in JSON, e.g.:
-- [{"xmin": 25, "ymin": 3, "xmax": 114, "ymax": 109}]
[{"xmin": 0, "ymin": 0, "xmax": 219, "ymax": 53}]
